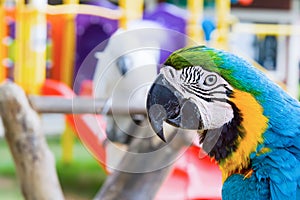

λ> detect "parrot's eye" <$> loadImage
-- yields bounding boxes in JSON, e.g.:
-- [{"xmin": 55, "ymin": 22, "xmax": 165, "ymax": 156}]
[{"xmin": 203, "ymin": 74, "xmax": 217, "ymax": 86}]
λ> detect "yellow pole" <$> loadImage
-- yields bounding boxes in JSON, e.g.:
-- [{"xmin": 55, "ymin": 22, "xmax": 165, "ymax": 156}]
[
  {"xmin": 14, "ymin": 0, "xmax": 47, "ymax": 94},
  {"xmin": 60, "ymin": 0, "xmax": 78, "ymax": 87},
  {"xmin": 60, "ymin": 0, "xmax": 79, "ymax": 164},
  {"xmin": 61, "ymin": 121, "xmax": 75, "ymax": 164},
  {"xmin": 215, "ymin": 0, "xmax": 231, "ymax": 50},
  {"xmin": 119, "ymin": 0, "xmax": 144, "ymax": 29},
  {"xmin": 0, "ymin": 0, "xmax": 6, "ymax": 83},
  {"xmin": 186, "ymin": 0, "xmax": 204, "ymax": 46}
]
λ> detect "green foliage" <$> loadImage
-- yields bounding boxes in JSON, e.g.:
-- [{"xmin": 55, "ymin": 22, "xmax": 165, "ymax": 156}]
[{"xmin": 0, "ymin": 139, "xmax": 16, "ymax": 177}]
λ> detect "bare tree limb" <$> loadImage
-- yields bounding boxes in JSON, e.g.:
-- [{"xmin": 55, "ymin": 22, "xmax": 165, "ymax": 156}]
[
  {"xmin": 0, "ymin": 83, "xmax": 64, "ymax": 200},
  {"xmin": 94, "ymin": 129, "xmax": 192, "ymax": 200}
]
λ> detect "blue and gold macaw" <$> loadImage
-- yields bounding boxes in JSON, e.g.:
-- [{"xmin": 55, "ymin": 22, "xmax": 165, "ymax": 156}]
[{"xmin": 146, "ymin": 46, "xmax": 300, "ymax": 199}]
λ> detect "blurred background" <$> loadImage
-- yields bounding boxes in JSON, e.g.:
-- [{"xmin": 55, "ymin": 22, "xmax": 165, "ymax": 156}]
[{"xmin": 0, "ymin": 0, "xmax": 300, "ymax": 199}]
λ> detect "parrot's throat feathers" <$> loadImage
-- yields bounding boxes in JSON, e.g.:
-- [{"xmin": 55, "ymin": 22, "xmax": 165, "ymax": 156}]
[{"xmin": 219, "ymin": 90, "xmax": 269, "ymax": 182}]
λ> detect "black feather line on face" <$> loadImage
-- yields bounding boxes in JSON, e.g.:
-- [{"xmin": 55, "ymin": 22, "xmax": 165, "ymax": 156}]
[{"xmin": 199, "ymin": 100, "xmax": 244, "ymax": 162}]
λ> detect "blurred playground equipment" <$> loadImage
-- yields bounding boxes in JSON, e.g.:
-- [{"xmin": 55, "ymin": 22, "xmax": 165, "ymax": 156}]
[{"xmin": 0, "ymin": 0, "xmax": 299, "ymax": 199}]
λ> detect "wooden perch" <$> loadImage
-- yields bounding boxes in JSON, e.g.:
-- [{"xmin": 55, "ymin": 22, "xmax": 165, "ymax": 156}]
[
  {"xmin": 94, "ymin": 129, "xmax": 192, "ymax": 200},
  {"xmin": 0, "ymin": 83, "xmax": 64, "ymax": 200}
]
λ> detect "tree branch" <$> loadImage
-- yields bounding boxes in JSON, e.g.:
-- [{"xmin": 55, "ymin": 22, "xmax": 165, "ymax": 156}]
[{"xmin": 0, "ymin": 83, "xmax": 64, "ymax": 200}]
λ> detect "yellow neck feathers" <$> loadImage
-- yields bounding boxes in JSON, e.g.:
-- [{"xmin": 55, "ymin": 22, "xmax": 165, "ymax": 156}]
[{"xmin": 219, "ymin": 89, "xmax": 269, "ymax": 182}]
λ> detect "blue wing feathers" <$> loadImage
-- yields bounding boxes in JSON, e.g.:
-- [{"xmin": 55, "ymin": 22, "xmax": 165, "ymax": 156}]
[{"xmin": 222, "ymin": 174, "xmax": 270, "ymax": 200}]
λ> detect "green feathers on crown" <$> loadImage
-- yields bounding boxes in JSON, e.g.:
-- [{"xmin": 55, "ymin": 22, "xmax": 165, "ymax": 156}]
[{"xmin": 164, "ymin": 46, "xmax": 222, "ymax": 70}]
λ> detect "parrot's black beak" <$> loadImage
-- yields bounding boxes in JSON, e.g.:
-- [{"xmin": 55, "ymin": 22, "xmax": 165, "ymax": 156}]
[{"xmin": 146, "ymin": 73, "xmax": 203, "ymax": 142}]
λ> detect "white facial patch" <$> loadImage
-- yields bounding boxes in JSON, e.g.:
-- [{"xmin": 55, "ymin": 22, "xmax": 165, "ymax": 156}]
[
  {"xmin": 160, "ymin": 66, "xmax": 234, "ymax": 130},
  {"xmin": 196, "ymin": 100, "xmax": 234, "ymax": 129}
]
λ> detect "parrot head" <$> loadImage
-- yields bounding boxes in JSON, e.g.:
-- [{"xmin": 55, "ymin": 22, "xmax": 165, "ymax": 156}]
[
  {"xmin": 146, "ymin": 46, "xmax": 280, "ymax": 177},
  {"xmin": 147, "ymin": 45, "xmax": 300, "ymax": 199}
]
